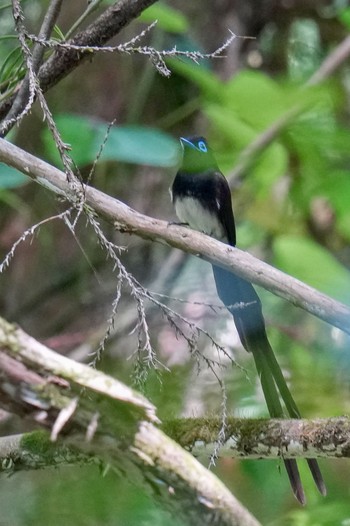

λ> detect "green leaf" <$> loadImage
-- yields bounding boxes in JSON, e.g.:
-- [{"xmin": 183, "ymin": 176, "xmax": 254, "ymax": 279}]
[
  {"xmin": 42, "ymin": 115, "xmax": 180, "ymax": 168},
  {"xmin": 250, "ymin": 141, "xmax": 288, "ymax": 193},
  {"xmin": 167, "ymin": 59, "xmax": 222, "ymax": 99},
  {"xmin": 95, "ymin": 126, "xmax": 180, "ymax": 167},
  {"xmin": 338, "ymin": 212, "xmax": 350, "ymax": 241},
  {"xmin": 319, "ymin": 170, "xmax": 350, "ymax": 216},
  {"xmin": 273, "ymin": 235, "xmax": 350, "ymax": 303},
  {"xmin": 42, "ymin": 114, "xmax": 97, "ymax": 166},
  {"xmin": 0, "ymin": 163, "xmax": 28, "ymax": 188},
  {"xmin": 205, "ymin": 104, "xmax": 256, "ymax": 147},
  {"xmin": 224, "ymin": 71, "xmax": 288, "ymax": 128},
  {"xmin": 319, "ymin": 170, "xmax": 350, "ymax": 241},
  {"xmin": 204, "ymin": 104, "xmax": 288, "ymax": 190},
  {"xmin": 338, "ymin": 7, "xmax": 350, "ymax": 30},
  {"xmin": 138, "ymin": 3, "xmax": 188, "ymax": 33}
]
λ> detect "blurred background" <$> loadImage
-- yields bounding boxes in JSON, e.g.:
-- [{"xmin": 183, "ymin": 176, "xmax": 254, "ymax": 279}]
[{"xmin": 1, "ymin": 0, "xmax": 350, "ymax": 524}]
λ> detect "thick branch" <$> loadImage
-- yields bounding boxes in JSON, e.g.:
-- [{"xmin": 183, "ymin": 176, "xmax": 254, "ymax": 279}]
[
  {"xmin": 2, "ymin": 414, "xmax": 349, "ymax": 478},
  {"xmin": 0, "ymin": 316, "xmax": 260, "ymax": 526},
  {"xmin": 163, "ymin": 417, "xmax": 350, "ymax": 460},
  {"xmin": 0, "ymin": 138, "xmax": 350, "ymax": 335},
  {"xmin": 0, "ymin": 432, "xmax": 96, "ymax": 472}
]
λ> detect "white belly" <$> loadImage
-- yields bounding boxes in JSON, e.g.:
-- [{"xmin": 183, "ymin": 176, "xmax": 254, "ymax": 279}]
[{"xmin": 174, "ymin": 197, "xmax": 226, "ymax": 242}]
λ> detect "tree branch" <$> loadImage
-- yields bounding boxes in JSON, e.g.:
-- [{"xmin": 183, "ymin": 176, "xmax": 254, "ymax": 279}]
[
  {"xmin": 2, "ymin": 413, "xmax": 349, "ymax": 478},
  {"xmin": 0, "ymin": 315, "xmax": 260, "ymax": 526},
  {"xmin": 0, "ymin": 431, "xmax": 96, "ymax": 472},
  {"xmin": 163, "ymin": 416, "xmax": 350, "ymax": 460},
  {"xmin": 0, "ymin": 0, "xmax": 159, "ymax": 125},
  {"xmin": 0, "ymin": 137, "xmax": 349, "ymax": 335}
]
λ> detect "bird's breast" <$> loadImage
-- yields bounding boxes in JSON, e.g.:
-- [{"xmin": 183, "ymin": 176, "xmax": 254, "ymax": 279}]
[{"xmin": 174, "ymin": 196, "xmax": 227, "ymax": 242}]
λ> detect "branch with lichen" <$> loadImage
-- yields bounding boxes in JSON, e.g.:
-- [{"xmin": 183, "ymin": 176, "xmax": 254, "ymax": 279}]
[
  {"xmin": 163, "ymin": 417, "xmax": 350, "ymax": 460},
  {"xmin": 0, "ymin": 313, "xmax": 348, "ymax": 525},
  {"xmin": 0, "ymin": 315, "xmax": 260, "ymax": 526},
  {"xmin": 2, "ymin": 414, "xmax": 349, "ymax": 478}
]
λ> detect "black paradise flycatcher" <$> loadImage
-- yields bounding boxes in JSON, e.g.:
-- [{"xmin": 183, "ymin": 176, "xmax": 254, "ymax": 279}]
[{"xmin": 170, "ymin": 136, "xmax": 326, "ymax": 505}]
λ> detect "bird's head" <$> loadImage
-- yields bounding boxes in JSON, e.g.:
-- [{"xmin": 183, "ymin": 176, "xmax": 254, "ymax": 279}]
[{"xmin": 179, "ymin": 136, "xmax": 218, "ymax": 172}]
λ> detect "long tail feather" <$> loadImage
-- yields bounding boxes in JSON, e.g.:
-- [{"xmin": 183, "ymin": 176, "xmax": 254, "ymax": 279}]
[
  {"xmin": 212, "ymin": 265, "xmax": 326, "ymax": 501},
  {"xmin": 263, "ymin": 341, "xmax": 327, "ymax": 496},
  {"xmin": 307, "ymin": 459, "xmax": 327, "ymax": 496},
  {"xmin": 263, "ymin": 340, "xmax": 301, "ymax": 419},
  {"xmin": 263, "ymin": 340, "xmax": 327, "ymax": 495},
  {"xmin": 246, "ymin": 327, "xmax": 306, "ymax": 504},
  {"xmin": 284, "ymin": 459, "xmax": 306, "ymax": 505}
]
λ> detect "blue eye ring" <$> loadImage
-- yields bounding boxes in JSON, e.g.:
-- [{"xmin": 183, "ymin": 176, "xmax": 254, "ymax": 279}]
[{"xmin": 197, "ymin": 140, "xmax": 207, "ymax": 152}]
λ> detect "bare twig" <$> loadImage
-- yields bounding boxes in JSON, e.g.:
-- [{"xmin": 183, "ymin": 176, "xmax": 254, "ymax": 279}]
[
  {"xmin": 86, "ymin": 212, "xmax": 164, "ymax": 386},
  {"xmin": 307, "ymin": 35, "xmax": 350, "ymax": 86},
  {"xmin": 51, "ymin": 398, "xmax": 78, "ymax": 441},
  {"xmin": 86, "ymin": 210, "xmax": 236, "ymax": 389},
  {"xmin": 0, "ymin": 0, "xmax": 241, "ymax": 128},
  {"xmin": 0, "ymin": 0, "xmax": 160, "ymax": 123},
  {"xmin": 1, "ymin": 0, "xmax": 63, "ymax": 134},
  {"xmin": 22, "ymin": 27, "xmax": 239, "ymax": 78},
  {"xmin": 208, "ymin": 382, "xmax": 228, "ymax": 469},
  {"xmin": 0, "ymin": 210, "xmax": 72, "ymax": 274},
  {"xmin": 0, "ymin": 2, "xmax": 83, "ymax": 202}
]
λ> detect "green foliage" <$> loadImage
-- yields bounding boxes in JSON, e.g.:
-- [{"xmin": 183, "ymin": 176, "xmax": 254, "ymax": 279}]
[
  {"xmin": 273, "ymin": 235, "xmax": 350, "ymax": 303},
  {"xmin": 0, "ymin": 466, "xmax": 182, "ymax": 526},
  {"xmin": 0, "ymin": 4, "xmax": 25, "ymax": 99},
  {"xmin": 338, "ymin": 7, "xmax": 350, "ymax": 30},
  {"xmin": 287, "ymin": 499, "xmax": 350, "ymax": 526},
  {"xmin": 170, "ymin": 46, "xmax": 350, "ymax": 249},
  {"xmin": 0, "ymin": 44, "xmax": 24, "ymax": 95},
  {"xmin": 2, "ymin": 3, "xmax": 350, "ymax": 525},
  {"xmin": 0, "ymin": 163, "xmax": 28, "ymax": 188},
  {"xmin": 42, "ymin": 114, "xmax": 180, "ymax": 168},
  {"xmin": 0, "ymin": 164, "xmax": 29, "ymax": 210}
]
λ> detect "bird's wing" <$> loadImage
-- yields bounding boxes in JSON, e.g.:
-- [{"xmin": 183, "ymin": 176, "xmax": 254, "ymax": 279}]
[{"xmin": 212, "ymin": 171, "xmax": 236, "ymax": 246}]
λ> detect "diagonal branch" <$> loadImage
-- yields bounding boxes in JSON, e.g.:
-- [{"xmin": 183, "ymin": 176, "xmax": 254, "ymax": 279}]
[{"xmin": 0, "ymin": 137, "xmax": 350, "ymax": 335}]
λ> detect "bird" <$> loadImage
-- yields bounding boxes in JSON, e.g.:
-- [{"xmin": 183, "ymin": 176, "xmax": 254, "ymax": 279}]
[{"xmin": 170, "ymin": 135, "xmax": 326, "ymax": 505}]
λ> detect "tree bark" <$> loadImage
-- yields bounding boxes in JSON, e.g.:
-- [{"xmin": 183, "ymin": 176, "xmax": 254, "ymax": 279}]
[
  {"xmin": 0, "ymin": 316, "xmax": 260, "ymax": 526},
  {"xmin": 163, "ymin": 416, "xmax": 350, "ymax": 460}
]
